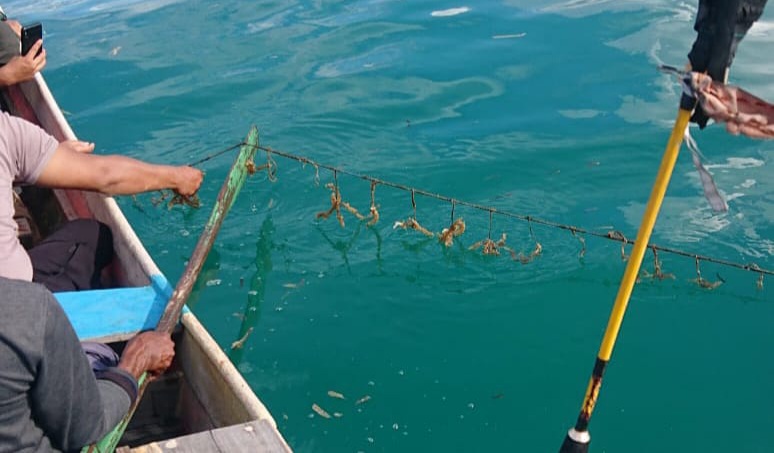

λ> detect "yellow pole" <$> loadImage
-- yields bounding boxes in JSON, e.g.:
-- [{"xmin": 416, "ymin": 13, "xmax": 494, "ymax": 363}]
[{"xmin": 559, "ymin": 107, "xmax": 692, "ymax": 453}]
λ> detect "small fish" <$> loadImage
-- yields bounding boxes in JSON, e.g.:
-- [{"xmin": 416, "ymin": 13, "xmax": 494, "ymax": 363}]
[
  {"xmin": 355, "ymin": 395, "xmax": 371, "ymax": 405},
  {"xmin": 230, "ymin": 327, "xmax": 253, "ymax": 350},
  {"xmin": 492, "ymin": 33, "xmax": 526, "ymax": 39},
  {"xmin": 312, "ymin": 403, "xmax": 331, "ymax": 419},
  {"xmin": 327, "ymin": 390, "xmax": 346, "ymax": 400},
  {"xmin": 109, "ymin": 46, "xmax": 122, "ymax": 56},
  {"xmin": 431, "ymin": 7, "xmax": 470, "ymax": 17},
  {"xmin": 283, "ymin": 278, "xmax": 305, "ymax": 289},
  {"xmin": 691, "ymin": 273, "xmax": 725, "ymax": 290},
  {"xmin": 333, "ymin": 412, "xmax": 343, "ymax": 418}
]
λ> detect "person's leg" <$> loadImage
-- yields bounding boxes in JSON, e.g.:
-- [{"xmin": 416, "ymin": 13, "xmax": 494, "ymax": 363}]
[
  {"xmin": 0, "ymin": 21, "xmax": 19, "ymax": 65},
  {"xmin": 81, "ymin": 341, "xmax": 120, "ymax": 372},
  {"xmin": 28, "ymin": 218, "xmax": 114, "ymax": 292}
]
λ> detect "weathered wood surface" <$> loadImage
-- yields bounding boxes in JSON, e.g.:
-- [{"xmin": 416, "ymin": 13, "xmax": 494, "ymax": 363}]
[
  {"xmin": 128, "ymin": 420, "xmax": 291, "ymax": 453},
  {"xmin": 156, "ymin": 128, "xmax": 259, "ymax": 332},
  {"xmin": 178, "ymin": 312, "xmax": 278, "ymax": 428}
]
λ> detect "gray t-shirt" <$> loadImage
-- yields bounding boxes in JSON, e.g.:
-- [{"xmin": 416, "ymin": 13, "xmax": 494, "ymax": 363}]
[
  {"xmin": 0, "ymin": 277, "xmax": 132, "ymax": 452},
  {"xmin": 0, "ymin": 111, "xmax": 58, "ymax": 281},
  {"xmin": 0, "ymin": 19, "xmax": 20, "ymax": 66}
]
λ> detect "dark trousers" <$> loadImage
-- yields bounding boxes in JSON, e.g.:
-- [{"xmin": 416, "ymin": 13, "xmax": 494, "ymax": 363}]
[{"xmin": 28, "ymin": 219, "xmax": 114, "ymax": 292}]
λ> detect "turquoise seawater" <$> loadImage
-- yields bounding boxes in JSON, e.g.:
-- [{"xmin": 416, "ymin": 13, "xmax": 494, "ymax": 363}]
[{"xmin": 6, "ymin": 1, "xmax": 773, "ymax": 451}]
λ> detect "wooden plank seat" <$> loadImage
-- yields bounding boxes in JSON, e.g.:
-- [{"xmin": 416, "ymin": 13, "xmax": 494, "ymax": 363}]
[
  {"xmin": 120, "ymin": 420, "xmax": 289, "ymax": 453},
  {"xmin": 55, "ymin": 280, "xmax": 174, "ymax": 342}
]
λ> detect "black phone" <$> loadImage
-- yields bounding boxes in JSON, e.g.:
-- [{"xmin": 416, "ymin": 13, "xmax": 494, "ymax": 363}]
[{"xmin": 21, "ymin": 22, "xmax": 43, "ymax": 57}]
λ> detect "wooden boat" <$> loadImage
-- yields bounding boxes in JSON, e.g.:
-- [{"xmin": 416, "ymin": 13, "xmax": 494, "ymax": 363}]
[{"xmin": 2, "ymin": 74, "xmax": 292, "ymax": 452}]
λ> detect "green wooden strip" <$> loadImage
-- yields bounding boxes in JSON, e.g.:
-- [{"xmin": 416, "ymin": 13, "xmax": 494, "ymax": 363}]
[
  {"xmin": 83, "ymin": 127, "xmax": 260, "ymax": 453},
  {"xmin": 156, "ymin": 126, "xmax": 259, "ymax": 333}
]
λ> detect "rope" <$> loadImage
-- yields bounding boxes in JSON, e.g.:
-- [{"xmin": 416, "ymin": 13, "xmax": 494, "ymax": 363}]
[
  {"xmin": 187, "ymin": 143, "xmax": 243, "ymax": 167},
  {"xmin": 187, "ymin": 140, "xmax": 774, "ymax": 278}
]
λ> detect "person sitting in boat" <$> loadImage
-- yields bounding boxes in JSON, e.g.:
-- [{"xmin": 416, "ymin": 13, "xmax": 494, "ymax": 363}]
[
  {"xmin": 0, "ymin": 109, "xmax": 204, "ymax": 289},
  {"xmin": 0, "ymin": 277, "xmax": 175, "ymax": 452},
  {"xmin": 0, "ymin": 7, "xmax": 46, "ymax": 86}
]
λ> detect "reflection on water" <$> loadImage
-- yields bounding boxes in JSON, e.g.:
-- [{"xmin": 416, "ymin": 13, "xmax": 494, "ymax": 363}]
[
  {"xmin": 229, "ymin": 215, "xmax": 275, "ymax": 365},
  {"xmin": 185, "ymin": 248, "xmax": 221, "ymax": 312},
  {"xmin": 314, "ymin": 222, "xmax": 362, "ymax": 275}
]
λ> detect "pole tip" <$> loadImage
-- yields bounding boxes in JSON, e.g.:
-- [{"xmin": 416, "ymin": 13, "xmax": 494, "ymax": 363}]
[{"xmin": 559, "ymin": 428, "xmax": 590, "ymax": 453}]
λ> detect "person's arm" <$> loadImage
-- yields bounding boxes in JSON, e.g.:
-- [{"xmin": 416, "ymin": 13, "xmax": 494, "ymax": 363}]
[
  {"xmin": 35, "ymin": 140, "xmax": 204, "ymax": 196},
  {"xmin": 29, "ymin": 291, "xmax": 136, "ymax": 450},
  {"xmin": 0, "ymin": 40, "xmax": 45, "ymax": 85},
  {"xmin": 117, "ymin": 331, "xmax": 175, "ymax": 378},
  {"xmin": 30, "ymin": 293, "xmax": 176, "ymax": 450}
]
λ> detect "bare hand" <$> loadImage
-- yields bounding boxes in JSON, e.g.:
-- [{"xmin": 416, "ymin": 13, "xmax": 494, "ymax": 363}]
[
  {"xmin": 118, "ymin": 331, "xmax": 175, "ymax": 379},
  {"xmin": 60, "ymin": 139, "xmax": 95, "ymax": 154},
  {"xmin": 174, "ymin": 166, "xmax": 204, "ymax": 196},
  {"xmin": 0, "ymin": 40, "xmax": 46, "ymax": 84}
]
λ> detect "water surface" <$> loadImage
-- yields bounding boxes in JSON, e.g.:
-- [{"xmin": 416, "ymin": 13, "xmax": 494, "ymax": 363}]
[{"xmin": 6, "ymin": 0, "xmax": 772, "ymax": 451}]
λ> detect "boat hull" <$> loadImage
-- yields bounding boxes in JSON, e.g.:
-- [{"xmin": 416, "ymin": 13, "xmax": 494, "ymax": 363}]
[{"xmin": 3, "ymin": 74, "xmax": 289, "ymax": 451}]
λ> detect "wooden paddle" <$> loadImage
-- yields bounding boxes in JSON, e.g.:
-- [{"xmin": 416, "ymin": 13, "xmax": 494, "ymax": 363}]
[{"xmin": 84, "ymin": 126, "xmax": 260, "ymax": 452}]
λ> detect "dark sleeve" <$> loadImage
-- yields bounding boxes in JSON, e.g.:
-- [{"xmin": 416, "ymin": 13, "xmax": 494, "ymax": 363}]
[
  {"xmin": 29, "ymin": 294, "xmax": 135, "ymax": 451},
  {"xmin": 686, "ymin": 0, "xmax": 768, "ymax": 127}
]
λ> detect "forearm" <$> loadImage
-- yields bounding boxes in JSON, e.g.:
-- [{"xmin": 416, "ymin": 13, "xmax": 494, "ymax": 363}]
[
  {"xmin": 0, "ymin": 64, "xmax": 15, "ymax": 86},
  {"xmin": 34, "ymin": 298, "xmax": 134, "ymax": 450},
  {"xmin": 98, "ymin": 155, "xmax": 181, "ymax": 195},
  {"xmin": 37, "ymin": 144, "xmax": 203, "ymax": 196},
  {"xmin": 92, "ymin": 377, "xmax": 133, "ymax": 437}
]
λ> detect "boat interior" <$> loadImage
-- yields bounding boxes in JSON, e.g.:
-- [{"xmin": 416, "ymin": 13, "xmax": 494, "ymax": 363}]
[{"xmin": 1, "ymin": 84, "xmax": 284, "ymax": 450}]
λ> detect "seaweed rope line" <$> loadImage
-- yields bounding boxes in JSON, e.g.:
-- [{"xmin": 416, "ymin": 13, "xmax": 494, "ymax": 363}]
[
  {"xmin": 366, "ymin": 181, "xmax": 379, "ymax": 226},
  {"xmin": 189, "ymin": 140, "xmax": 774, "ymax": 280},
  {"xmin": 187, "ymin": 142, "xmax": 244, "ymax": 167},
  {"xmin": 152, "ymin": 141, "xmax": 279, "ymax": 208},
  {"xmin": 571, "ymin": 227, "xmax": 587, "ymax": 259},
  {"xmin": 147, "ymin": 142, "xmax": 245, "ymax": 209},
  {"xmin": 469, "ymin": 209, "xmax": 509, "ymax": 256},
  {"xmin": 259, "ymin": 142, "xmax": 773, "ymax": 279},
  {"xmin": 396, "ymin": 188, "xmax": 434, "ymax": 237},
  {"xmin": 640, "ymin": 246, "xmax": 675, "ymax": 281}
]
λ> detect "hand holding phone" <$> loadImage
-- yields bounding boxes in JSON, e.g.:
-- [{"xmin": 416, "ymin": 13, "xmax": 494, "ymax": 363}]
[{"xmin": 21, "ymin": 22, "xmax": 42, "ymax": 57}]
